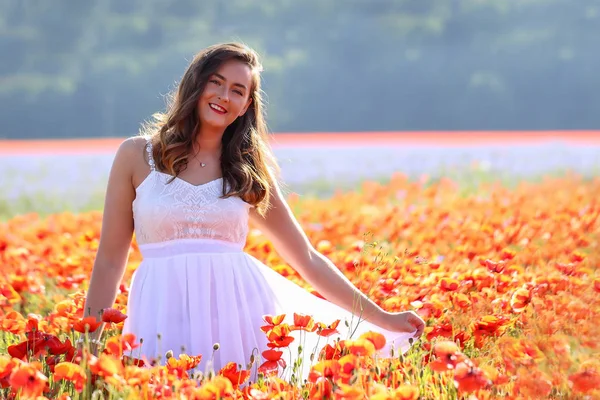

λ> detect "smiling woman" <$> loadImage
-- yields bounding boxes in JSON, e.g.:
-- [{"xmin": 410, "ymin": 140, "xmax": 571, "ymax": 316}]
[
  {"xmin": 139, "ymin": 44, "xmax": 275, "ymax": 212},
  {"xmin": 81, "ymin": 42, "xmax": 424, "ymax": 380}
]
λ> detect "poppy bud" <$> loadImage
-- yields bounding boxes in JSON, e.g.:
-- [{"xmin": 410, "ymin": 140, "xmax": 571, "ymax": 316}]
[
  {"xmin": 192, "ymin": 371, "xmax": 203, "ymax": 381},
  {"xmin": 165, "ymin": 350, "xmax": 173, "ymax": 359},
  {"xmin": 213, "ymin": 343, "xmax": 220, "ymax": 351}
]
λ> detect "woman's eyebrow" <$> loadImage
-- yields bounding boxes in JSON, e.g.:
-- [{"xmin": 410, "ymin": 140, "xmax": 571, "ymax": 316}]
[{"xmin": 213, "ymin": 73, "xmax": 247, "ymax": 90}]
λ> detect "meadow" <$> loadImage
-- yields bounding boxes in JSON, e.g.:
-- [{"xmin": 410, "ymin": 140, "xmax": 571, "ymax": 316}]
[{"xmin": 1, "ymin": 135, "xmax": 599, "ymax": 399}]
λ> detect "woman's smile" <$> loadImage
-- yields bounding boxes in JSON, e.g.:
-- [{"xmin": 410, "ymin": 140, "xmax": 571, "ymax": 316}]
[{"xmin": 209, "ymin": 103, "xmax": 227, "ymax": 114}]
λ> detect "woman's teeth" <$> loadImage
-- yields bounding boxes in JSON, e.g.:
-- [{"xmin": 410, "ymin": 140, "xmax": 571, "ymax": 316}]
[{"xmin": 209, "ymin": 103, "xmax": 226, "ymax": 113}]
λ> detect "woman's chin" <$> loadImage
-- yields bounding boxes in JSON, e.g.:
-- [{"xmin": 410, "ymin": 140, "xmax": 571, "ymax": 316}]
[{"xmin": 200, "ymin": 117, "xmax": 230, "ymax": 131}]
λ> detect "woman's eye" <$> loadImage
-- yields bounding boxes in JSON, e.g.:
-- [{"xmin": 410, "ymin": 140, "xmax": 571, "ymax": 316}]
[
  {"xmin": 233, "ymin": 90, "xmax": 243, "ymax": 96},
  {"xmin": 210, "ymin": 79, "xmax": 220, "ymax": 85}
]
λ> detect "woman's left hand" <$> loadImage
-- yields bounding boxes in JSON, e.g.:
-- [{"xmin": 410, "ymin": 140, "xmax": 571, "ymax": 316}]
[{"xmin": 380, "ymin": 310, "xmax": 426, "ymax": 339}]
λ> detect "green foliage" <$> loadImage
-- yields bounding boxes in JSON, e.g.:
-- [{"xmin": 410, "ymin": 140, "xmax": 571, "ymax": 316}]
[{"xmin": 1, "ymin": 0, "xmax": 599, "ymax": 139}]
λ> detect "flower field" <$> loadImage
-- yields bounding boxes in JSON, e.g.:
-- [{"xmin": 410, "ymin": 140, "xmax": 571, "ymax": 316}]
[
  {"xmin": 1, "ymin": 133, "xmax": 599, "ymax": 219},
  {"xmin": 1, "ymin": 169, "xmax": 599, "ymax": 399}
]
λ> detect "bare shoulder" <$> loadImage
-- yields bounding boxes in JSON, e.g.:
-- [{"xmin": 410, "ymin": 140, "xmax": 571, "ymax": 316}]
[
  {"xmin": 116, "ymin": 136, "xmax": 148, "ymax": 161},
  {"xmin": 112, "ymin": 136, "xmax": 151, "ymax": 187}
]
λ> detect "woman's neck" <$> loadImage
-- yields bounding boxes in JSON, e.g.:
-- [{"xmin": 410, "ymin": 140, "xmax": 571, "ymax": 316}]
[{"xmin": 194, "ymin": 130, "xmax": 223, "ymax": 154}]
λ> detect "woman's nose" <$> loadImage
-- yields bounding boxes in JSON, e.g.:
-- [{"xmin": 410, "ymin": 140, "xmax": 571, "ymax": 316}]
[{"xmin": 218, "ymin": 86, "xmax": 229, "ymax": 101}]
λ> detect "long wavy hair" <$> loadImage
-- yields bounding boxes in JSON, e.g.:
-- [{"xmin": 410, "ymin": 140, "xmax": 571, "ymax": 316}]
[{"xmin": 140, "ymin": 42, "xmax": 278, "ymax": 215}]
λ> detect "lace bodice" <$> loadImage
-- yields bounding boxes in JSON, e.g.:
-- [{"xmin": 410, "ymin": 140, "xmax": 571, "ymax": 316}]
[{"xmin": 132, "ymin": 140, "xmax": 252, "ymax": 246}]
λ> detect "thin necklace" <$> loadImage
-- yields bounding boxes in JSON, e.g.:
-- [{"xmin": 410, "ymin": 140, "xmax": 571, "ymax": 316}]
[{"xmin": 191, "ymin": 151, "xmax": 206, "ymax": 167}]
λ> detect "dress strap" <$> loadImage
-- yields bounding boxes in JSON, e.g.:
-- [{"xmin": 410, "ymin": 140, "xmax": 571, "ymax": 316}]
[{"xmin": 146, "ymin": 138, "xmax": 156, "ymax": 171}]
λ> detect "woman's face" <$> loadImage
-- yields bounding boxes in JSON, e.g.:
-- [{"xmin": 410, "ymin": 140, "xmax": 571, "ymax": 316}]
[{"xmin": 197, "ymin": 59, "xmax": 253, "ymax": 132}]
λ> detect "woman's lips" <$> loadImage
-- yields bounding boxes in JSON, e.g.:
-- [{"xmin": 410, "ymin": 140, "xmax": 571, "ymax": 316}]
[{"xmin": 209, "ymin": 103, "xmax": 227, "ymax": 114}]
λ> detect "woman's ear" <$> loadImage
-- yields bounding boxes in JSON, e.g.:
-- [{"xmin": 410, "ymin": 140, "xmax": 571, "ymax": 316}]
[{"xmin": 239, "ymin": 97, "xmax": 253, "ymax": 117}]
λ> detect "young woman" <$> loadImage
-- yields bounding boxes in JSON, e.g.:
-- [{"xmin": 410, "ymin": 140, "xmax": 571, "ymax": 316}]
[{"xmin": 82, "ymin": 42, "xmax": 424, "ymax": 375}]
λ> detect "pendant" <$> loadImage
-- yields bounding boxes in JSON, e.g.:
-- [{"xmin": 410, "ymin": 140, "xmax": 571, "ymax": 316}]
[{"xmin": 200, "ymin": 162, "xmax": 206, "ymax": 167}]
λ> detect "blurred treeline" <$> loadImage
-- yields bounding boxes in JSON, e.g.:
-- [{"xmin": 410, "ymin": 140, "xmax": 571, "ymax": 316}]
[{"xmin": 1, "ymin": 0, "xmax": 599, "ymax": 139}]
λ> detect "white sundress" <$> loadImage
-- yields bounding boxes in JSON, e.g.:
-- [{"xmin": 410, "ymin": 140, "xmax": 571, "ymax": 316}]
[{"xmin": 122, "ymin": 139, "xmax": 416, "ymax": 380}]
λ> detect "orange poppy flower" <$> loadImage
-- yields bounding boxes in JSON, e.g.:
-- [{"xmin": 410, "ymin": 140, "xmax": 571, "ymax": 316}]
[
  {"xmin": 0, "ymin": 356, "xmax": 16, "ymax": 389},
  {"xmin": 510, "ymin": 287, "xmax": 532, "ymax": 313},
  {"xmin": 480, "ymin": 258, "xmax": 507, "ymax": 274},
  {"xmin": 47, "ymin": 336, "xmax": 73, "ymax": 356},
  {"xmin": 316, "ymin": 319, "xmax": 340, "ymax": 337},
  {"xmin": 166, "ymin": 354, "xmax": 202, "ymax": 378},
  {"xmin": 88, "ymin": 353, "xmax": 124, "ymax": 379},
  {"xmin": 7, "ymin": 341, "xmax": 29, "ymax": 360},
  {"xmin": 266, "ymin": 324, "xmax": 295, "ymax": 348},
  {"xmin": 570, "ymin": 251, "xmax": 586, "ymax": 263},
  {"xmin": 471, "ymin": 315, "xmax": 512, "ymax": 337},
  {"xmin": 45, "ymin": 354, "xmax": 61, "ymax": 373},
  {"xmin": 453, "ymin": 361, "xmax": 492, "ymax": 393},
  {"xmin": 308, "ymin": 376, "xmax": 333, "ymax": 399},
  {"xmin": 191, "ymin": 375, "xmax": 234, "ymax": 399},
  {"xmin": 388, "ymin": 385, "xmax": 420, "ymax": 400},
  {"xmin": 25, "ymin": 313, "xmax": 41, "ymax": 333},
  {"xmin": 0, "ymin": 310, "xmax": 26, "ymax": 334},
  {"xmin": 308, "ymin": 360, "xmax": 341, "ymax": 383},
  {"xmin": 263, "ymin": 314, "xmax": 286, "ymax": 326},
  {"xmin": 0, "ymin": 281, "xmax": 21, "ymax": 305},
  {"xmin": 450, "ymin": 293, "xmax": 472, "ymax": 310},
  {"xmin": 344, "ymin": 338, "xmax": 376, "ymax": 357},
  {"xmin": 101, "ymin": 308, "xmax": 127, "ymax": 324},
  {"xmin": 219, "ymin": 361, "xmax": 250, "ymax": 388},
  {"xmin": 568, "ymin": 361, "xmax": 600, "ymax": 394},
  {"xmin": 260, "ymin": 313, "xmax": 287, "ymax": 334},
  {"xmin": 102, "ymin": 334, "xmax": 139, "ymax": 358},
  {"xmin": 72, "ymin": 316, "xmax": 102, "ymax": 333},
  {"xmin": 439, "ymin": 278, "xmax": 460, "ymax": 291},
  {"xmin": 334, "ymin": 383, "xmax": 364, "ymax": 399},
  {"xmin": 258, "ymin": 349, "xmax": 286, "ymax": 374},
  {"xmin": 291, "ymin": 313, "xmax": 316, "ymax": 332},
  {"xmin": 338, "ymin": 353, "xmax": 360, "ymax": 379},
  {"xmin": 359, "ymin": 331, "xmax": 387, "ymax": 351},
  {"xmin": 428, "ymin": 341, "xmax": 467, "ymax": 372},
  {"xmin": 65, "ymin": 346, "xmax": 83, "ymax": 364},
  {"xmin": 53, "ymin": 362, "xmax": 87, "ymax": 392},
  {"xmin": 122, "ymin": 364, "xmax": 152, "ymax": 387},
  {"xmin": 7, "ymin": 331, "xmax": 67, "ymax": 359},
  {"xmin": 8, "ymin": 360, "xmax": 48, "ymax": 398},
  {"xmin": 512, "ymin": 368, "xmax": 553, "ymax": 398}
]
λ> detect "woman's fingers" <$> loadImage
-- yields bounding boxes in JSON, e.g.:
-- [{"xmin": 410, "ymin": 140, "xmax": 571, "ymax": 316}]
[{"xmin": 408, "ymin": 312, "xmax": 425, "ymax": 338}]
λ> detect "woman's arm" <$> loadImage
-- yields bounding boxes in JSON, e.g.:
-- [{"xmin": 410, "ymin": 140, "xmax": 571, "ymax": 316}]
[
  {"xmin": 249, "ymin": 178, "xmax": 423, "ymax": 335},
  {"xmin": 81, "ymin": 137, "xmax": 143, "ymax": 340}
]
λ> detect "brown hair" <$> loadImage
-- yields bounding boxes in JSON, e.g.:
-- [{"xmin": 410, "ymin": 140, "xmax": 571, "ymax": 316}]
[{"xmin": 140, "ymin": 42, "xmax": 278, "ymax": 215}]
